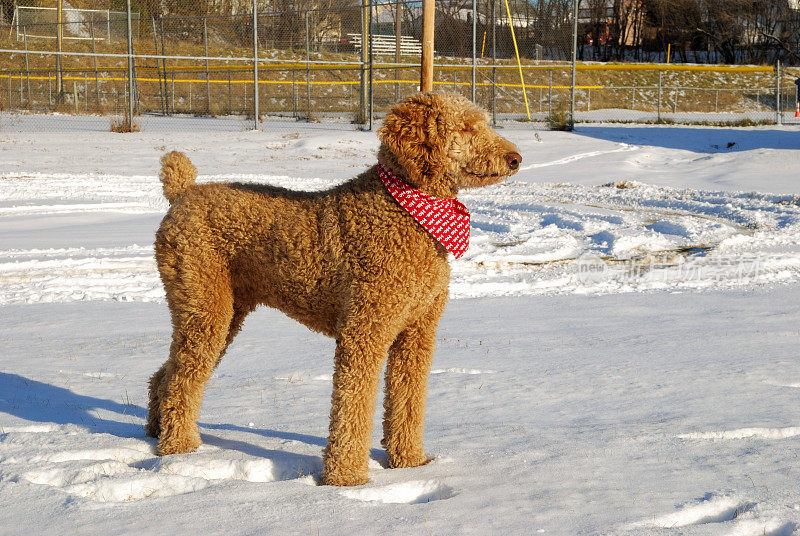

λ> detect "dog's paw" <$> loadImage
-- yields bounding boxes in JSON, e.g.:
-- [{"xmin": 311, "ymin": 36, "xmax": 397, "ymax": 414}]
[
  {"xmin": 321, "ymin": 467, "xmax": 369, "ymax": 486},
  {"xmin": 387, "ymin": 450, "xmax": 432, "ymax": 469},
  {"xmin": 156, "ymin": 431, "xmax": 201, "ymax": 456}
]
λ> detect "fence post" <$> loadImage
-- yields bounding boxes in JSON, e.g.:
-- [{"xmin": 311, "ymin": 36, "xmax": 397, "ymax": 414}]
[
  {"xmin": 305, "ymin": 10, "xmax": 311, "ymax": 120},
  {"xmin": 56, "ymin": 0, "xmax": 63, "ymax": 100},
  {"xmin": 93, "ymin": 19, "xmax": 102, "ymax": 111},
  {"xmin": 569, "ymin": 0, "xmax": 578, "ymax": 130},
  {"xmin": 491, "ymin": 0, "xmax": 496, "ymax": 126},
  {"xmin": 159, "ymin": 16, "xmax": 169, "ymax": 115},
  {"xmin": 126, "ymin": 0, "xmax": 135, "ymax": 122},
  {"xmin": 252, "ymin": 0, "xmax": 259, "ymax": 130},
  {"xmin": 421, "ymin": 0, "xmax": 433, "ymax": 92},
  {"xmin": 204, "ymin": 17, "xmax": 211, "ymax": 115},
  {"xmin": 394, "ymin": 0, "xmax": 401, "ymax": 103},
  {"xmin": 657, "ymin": 70, "xmax": 662, "ymax": 122},
  {"xmin": 360, "ymin": 0, "xmax": 368, "ymax": 126},
  {"xmin": 368, "ymin": 0, "xmax": 374, "ymax": 130},
  {"xmin": 471, "ymin": 0, "xmax": 476, "ymax": 103},
  {"xmin": 23, "ymin": 25, "xmax": 30, "ymax": 107},
  {"xmin": 775, "ymin": 60, "xmax": 782, "ymax": 126}
]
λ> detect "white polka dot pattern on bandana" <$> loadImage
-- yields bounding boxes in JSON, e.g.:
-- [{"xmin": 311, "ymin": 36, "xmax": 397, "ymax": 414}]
[{"xmin": 378, "ymin": 163, "xmax": 470, "ymax": 259}]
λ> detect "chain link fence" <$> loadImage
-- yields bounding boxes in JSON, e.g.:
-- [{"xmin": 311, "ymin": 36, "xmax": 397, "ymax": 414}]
[{"xmin": 0, "ymin": 0, "xmax": 797, "ymax": 132}]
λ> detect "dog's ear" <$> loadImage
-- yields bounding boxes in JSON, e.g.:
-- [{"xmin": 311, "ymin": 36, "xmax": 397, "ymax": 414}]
[{"xmin": 378, "ymin": 93, "xmax": 454, "ymax": 196}]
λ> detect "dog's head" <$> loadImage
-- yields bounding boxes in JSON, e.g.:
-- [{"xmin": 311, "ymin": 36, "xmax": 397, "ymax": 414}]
[{"xmin": 378, "ymin": 92, "xmax": 521, "ymax": 198}]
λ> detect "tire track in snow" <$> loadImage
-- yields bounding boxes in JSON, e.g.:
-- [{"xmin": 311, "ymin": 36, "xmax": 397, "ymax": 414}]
[{"xmin": 519, "ymin": 144, "xmax": 637, "ymax": 170}]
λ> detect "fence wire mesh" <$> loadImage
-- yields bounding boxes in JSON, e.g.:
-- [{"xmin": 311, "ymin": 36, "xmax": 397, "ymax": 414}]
[{"xmin": 0, "ymin": 0, "xmax": 798, "ymax": 132}]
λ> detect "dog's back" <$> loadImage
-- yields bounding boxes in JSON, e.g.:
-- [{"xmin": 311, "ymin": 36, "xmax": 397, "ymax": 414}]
[{"xmin": 155, "ymin": 152, "xmax": 447, "ymax": 337}]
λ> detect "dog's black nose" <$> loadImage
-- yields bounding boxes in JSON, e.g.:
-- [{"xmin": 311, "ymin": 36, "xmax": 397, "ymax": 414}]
[{"xmin": 505, "ymin": 152, "xmax": 522, "ymax": 170}]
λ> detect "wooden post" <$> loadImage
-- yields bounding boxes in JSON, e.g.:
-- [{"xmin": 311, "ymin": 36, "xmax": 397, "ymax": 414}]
[{"xmin": 420, "ymin": 0, "xmax": 434, "ymax": 92}]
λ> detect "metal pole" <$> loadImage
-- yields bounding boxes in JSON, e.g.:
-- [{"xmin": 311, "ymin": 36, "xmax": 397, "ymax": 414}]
[
  {"xmin": 569, "ymin": 0, "xmax": 578, "ymax": 130},
  {"xmin": 368, "ymin": 0, "xmax": 374, "ymax": 129},
  {"xmin": 306, "ymin": 10, "xmax": 311, "ymax": 120},
  {"xmin": 421, "ymin": 0, "xmax": 434, "ymax": 91},
  {"xmin": 23, "ymin": 26, "xmax": 30, "ymax": 106},
  {"xmin": 491, "ymin": 0, "xmax": 496, "ymax": 125},
  {"xmin": 204, "ymin": 17, "xmax": 211, "ymax": 115},
  {"xmin": 126, "ymin": 0, "xmax": 135, "ymax": 122},
  {"xmin": 56, "ymin": 0, "xmax": 63, "ymax": 99},
  {"xmin": 360, "ymin": 0, "xmax": 368, "ymax": 123},
  {"xmin": 93, "ymin": 19, "xmax": 101, "ymax": 111},
  {"xmin": 776, "ymin": 60, "xmax": 782, "ymax": 126},
  {"xmin": 471, "ymin": 0, "xmax": 476, "ymax": 102},
  {"xmin": 657, "ymin": 70, "xmax": 662, "ymax": 122},
  {"xmin": 252, "ymin": 0, "xmax": 259, "ymax": 130},
  {"xmin": 395, "ymin": 0, "xmax": 401, "ymax": 103},
  {"xmin": 159, "ymin": 16, "xmax": 169, "ymax": 115}
]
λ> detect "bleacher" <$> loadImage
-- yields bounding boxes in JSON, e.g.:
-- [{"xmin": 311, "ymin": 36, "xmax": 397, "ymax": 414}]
[{"xmin": 347, "ymin": 34, "xmax": 423, "ymax": 56}]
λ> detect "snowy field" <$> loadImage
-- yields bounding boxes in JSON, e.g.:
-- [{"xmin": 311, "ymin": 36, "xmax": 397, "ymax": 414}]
[{"xmin": 1, "ymin": 117, "xmax": 799, "ymax": 535}]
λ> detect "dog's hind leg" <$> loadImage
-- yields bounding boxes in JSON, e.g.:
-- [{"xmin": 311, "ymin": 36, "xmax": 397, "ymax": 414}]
[
  {"xmin": 145, "ymin": 363, "xmax": 168, "ymax": 438},
  {"xmin": 381, "ymin": 294, "xmax": 447, "ymax": 469},
  {"xmin": 156, "ymin": 264, "xmax": 234, "ymax": 456}
]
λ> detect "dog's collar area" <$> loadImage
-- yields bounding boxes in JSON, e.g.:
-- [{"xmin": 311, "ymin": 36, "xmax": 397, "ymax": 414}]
[{"xmin": 377, "ymin": 163, "xmax": 470, "ymax": 259}]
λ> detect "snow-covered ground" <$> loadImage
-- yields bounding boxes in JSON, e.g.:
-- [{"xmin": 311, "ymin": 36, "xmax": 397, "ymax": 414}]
[{"xmin": 1, "ymin": 117, "xmax": 799, "ymax": 535}]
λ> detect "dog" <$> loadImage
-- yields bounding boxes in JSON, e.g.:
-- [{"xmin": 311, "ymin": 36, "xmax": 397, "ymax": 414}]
[{"xmin": 145, "ymin": 91, "xmax": 522, "ymax": 486}]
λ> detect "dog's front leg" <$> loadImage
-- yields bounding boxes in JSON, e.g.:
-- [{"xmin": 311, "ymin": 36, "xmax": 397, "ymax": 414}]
[
  {"xmin": 381, "ymin": 294, "xmax": 447, "ymax": 469},
  {"xmin": 322, "ymin": 328, "xmax": 392, "ymax": 486}
]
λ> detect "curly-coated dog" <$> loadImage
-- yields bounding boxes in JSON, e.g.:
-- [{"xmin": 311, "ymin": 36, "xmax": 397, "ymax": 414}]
[{"xmin": 146, "ymin": 92, "xmax": 521, "ymax": 486}]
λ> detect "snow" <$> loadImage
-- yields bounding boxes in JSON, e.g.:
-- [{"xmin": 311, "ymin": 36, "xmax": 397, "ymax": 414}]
[{"xmin": 1, "ymin": 116, "xmax": 799, "ymax": 535}]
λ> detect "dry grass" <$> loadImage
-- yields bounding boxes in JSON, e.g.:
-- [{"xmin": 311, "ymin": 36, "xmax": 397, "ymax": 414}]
[{"xmin": 110, "ymin": 114, "xmax": 140, "ymax": 133}]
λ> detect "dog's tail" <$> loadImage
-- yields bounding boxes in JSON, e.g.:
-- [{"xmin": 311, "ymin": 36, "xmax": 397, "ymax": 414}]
[{"xmin": 159, "ymin": 151, "xmax": 197, "ymax": 204}]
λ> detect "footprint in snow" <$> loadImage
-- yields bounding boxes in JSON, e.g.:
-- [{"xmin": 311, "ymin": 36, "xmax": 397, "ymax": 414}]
[
  {"xmin": 632, "ymin": 493, "xmax": 796, "ymax": 535},
  {"xmin": 341, "ymin": 480, "xmax": 455, "ymax": 504},
  {"xmin": 4, "ymin": 427, "xmax": 321, "ymax": 503}
]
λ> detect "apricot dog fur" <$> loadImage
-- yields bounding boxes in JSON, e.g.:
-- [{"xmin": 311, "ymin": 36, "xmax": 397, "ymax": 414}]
[{"xmin": 146, "ymin": 92, "xmax": 521, "ymax": 486}]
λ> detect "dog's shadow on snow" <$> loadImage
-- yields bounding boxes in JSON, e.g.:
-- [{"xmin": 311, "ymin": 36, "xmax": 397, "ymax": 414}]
[
  {"xmin": 0, "ymin": 372, "xmax": 386, "ymax": 468},
  {"xmin": 0, "ymin": 372, "xmax": 146, "ymax": 439},
  {"xmin": 202, "ymin": 423, "xmax": 388, "ymax": 465}
]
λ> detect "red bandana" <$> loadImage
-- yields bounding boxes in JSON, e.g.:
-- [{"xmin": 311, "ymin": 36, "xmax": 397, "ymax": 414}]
[{"xmin": 378, "ymin": 163, "xmax": 470, "ymax": 259}]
